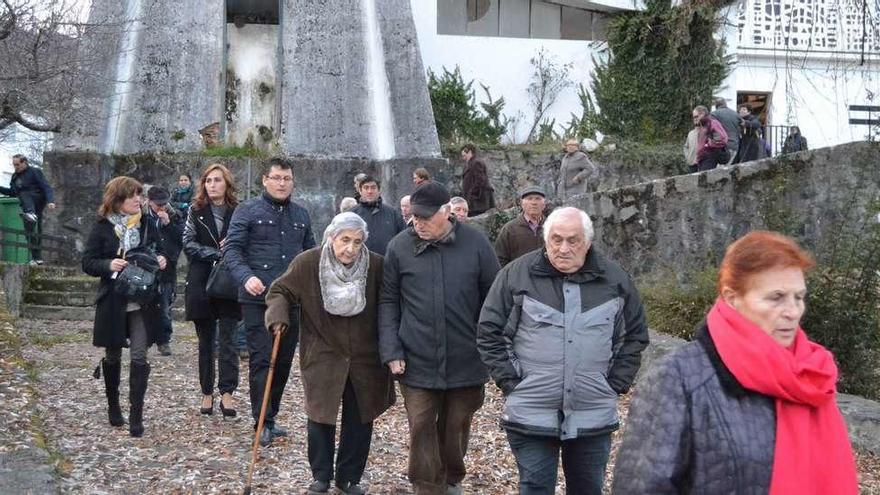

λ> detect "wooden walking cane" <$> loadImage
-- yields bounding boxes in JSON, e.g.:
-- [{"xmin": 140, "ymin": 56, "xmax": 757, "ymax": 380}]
[{"xmin": 243, "ymin": 326, "xmax": 283, "ymax": 495}]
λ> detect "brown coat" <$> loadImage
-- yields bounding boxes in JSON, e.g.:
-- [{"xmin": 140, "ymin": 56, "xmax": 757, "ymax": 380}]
[
  {"xmin": 494, "ymin": 214, "xmax": 545, "ymax": 267},
  {"xmin": 265, "ymin": 247, "xmax": 395, "ymax": 425}
]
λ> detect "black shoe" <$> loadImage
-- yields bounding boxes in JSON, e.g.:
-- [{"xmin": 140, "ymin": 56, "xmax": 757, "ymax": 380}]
[
  {"xmin": 336, "ymin": 481, "xmax": 365, "ymax": 495},
  {"xmin": 268, "ymin": 423, "xmax": 288, "ymax": 438},
  {"xmin": 218, "ymin": 397, "xmax": 236, "ymax": 418},
  {"xmin": 101, "ymin": 359, "xmax": 125, "ymax": 427},
  {"xmin": 129, "ymin": 363, "xmax": 150, "ymax": 437},
  {"xmin": 157, "ymin": 343, "xmax": 172, "ymax": 356},
  {"xmin": 307, "ymin": 480, "xmax": 330, "ymax": 494},
  {"xmin": 200, "ymin": 395, "xmax": 214, "ymax": 415},
  {"xmin": 258, "ymin": 425, "xmax": 272, "ymax": 447}
]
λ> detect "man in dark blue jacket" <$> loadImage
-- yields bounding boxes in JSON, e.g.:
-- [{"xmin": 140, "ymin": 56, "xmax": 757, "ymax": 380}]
[
  {"xmin": 145, "ymin": 186, "xmax": 184, "ymax": 356},
  {"xmin": 0, "ymin": 155, "xmax": 56, "ymax": 264},
  {"xmin": 350, "ymin": 175, "xmax": 405, "ymax": 255},
  {"xmin": 224, "ymin": 157, "xmax": 316, "ymax": 446}
]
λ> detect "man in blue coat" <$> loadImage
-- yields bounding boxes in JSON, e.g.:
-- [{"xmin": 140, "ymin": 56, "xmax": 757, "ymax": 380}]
[
  {"xmin": 0, "ymin": 154, "xmax": 56, "ymax": 264},
  {"xmin": 224, "ymin": 157, "xmax": 316, "ymax": 446}
]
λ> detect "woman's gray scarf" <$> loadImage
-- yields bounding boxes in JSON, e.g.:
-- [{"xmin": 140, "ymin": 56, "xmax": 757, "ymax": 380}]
[
  {"xmin": 107, "ymin": 212, "xmax": 141, "ymax": 255},
  {"xmin": 319, "ymin": 241, "xmax": 369, "ymax": 317}
]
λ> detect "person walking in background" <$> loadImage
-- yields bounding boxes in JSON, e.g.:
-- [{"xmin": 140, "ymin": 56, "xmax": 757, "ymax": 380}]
[
  {"xmin": 379, "ymin": 181, "xmax": 500, "ymax": 494},
  {"xmin": 170, "ymin": 173, "xmax": 193, "ymax": 212},
  {"xmin": 412, "ymin": 168, "xmax": 430, "ymax": 187},
  {"xmin": 350, "ymin": 175, "xmax": 405, "ymax": 256},
  {"xmin": 352, "ymin": 173, "xmax": 367, "ymax": 202},
  {"xmin": 266, "ymin": 212, "xmax": 395, "ymax": 495},
  {"xmin": 711, "ymin": 98, "xmax": 741, "ymax": 166},
  {"xmin": 692, "ymin": 105, "xmax": 729, "ymax": 172},
  {"xmin": 225, "ymin": 157, "xmax": 316, "ymax": 446},
  {"xmin": 448, "ymin": 197, "xmax": 469, "ymax": 222},
  {"xmin": 0, "ymin": 154, "xmax": 56, "ymax": 264},
  {"xmin": 144, "ymin": 186, "xmax": 183, "ymax": 357},
  {"xmin": 559, "ymin": 139, "xmax": 598, "ymax": 200},
  {"xmin": 683, "ymin": 121, "xmax": 700, "ymax": 171},
  {"xmin": 183, "ymin": 163, "xmax": 241, "ymax": 418},
  {"xmin": 494, "ymin": 186, "xmax": 547, "ymax": 267},
  {"xmin": 733, "ymin": 104, "xmax": 766, "ymax": 163},
  {"xmin": 612, "ymin": 231, "xmax": 858, "ymax": 494},
  {"xmin": 399, "ymin": 195, "xmax": 412, "ymax": 225},
  {"xmin": 82, "ymin": 176, "xmax": 167, "ymax": 437},
  {"xmin": 460, "ymin": 144, "xmax": 494, "ymax": 217},
  {"xmin": 782, "ymin": 126, "xmax": 809, "ymax": 154},
  {"xmin": 479, "ymin": 207, "xmax": 649, "ymax": 495}
]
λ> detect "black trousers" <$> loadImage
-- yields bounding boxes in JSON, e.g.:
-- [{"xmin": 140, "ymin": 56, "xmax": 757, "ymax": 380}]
[
  {"xmin": 308, "ymin": 379, "xmax": 373, "ymax": 485},
  {"xmin": 194, "ymin": 317, "xmax": 239, "ymax": 395},
  {"xmin": 19, "ymin": 193, "xmax": 44, "ymax": 261},
  {"xmin": 242, "ymin": 303, "xmax": 298, "ymax": 425}
]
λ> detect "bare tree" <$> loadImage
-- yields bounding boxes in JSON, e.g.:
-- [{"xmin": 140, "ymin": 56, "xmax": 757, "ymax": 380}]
[
  {"xmin": 0, "ymin": 0, "xmax": 121, "ymax": 140},
  {"xmin": 524, "ymin": 48, "xmax": 573, "ymax": 144}
]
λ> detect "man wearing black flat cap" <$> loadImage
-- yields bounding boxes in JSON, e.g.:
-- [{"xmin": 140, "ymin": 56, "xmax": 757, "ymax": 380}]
[
  {"xmin": 378, "ymin": 181, "xmax": 500, "ymax": 495},
  {"xmin": 494, "ymin": 185, "xmax": 549, "ymax": 267},
  {"xmin": 145, "ymin": 186, "xmax": 184, "ymax": 356}
]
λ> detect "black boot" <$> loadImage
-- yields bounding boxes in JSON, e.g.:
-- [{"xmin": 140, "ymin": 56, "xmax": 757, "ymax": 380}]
[
  {"xmin": 129, "ymin": 362, "xmax": 150, "ymax": 437},
  {"xmin": 102, "ymin": 359, "xmax": 125, "ymax": 427}
]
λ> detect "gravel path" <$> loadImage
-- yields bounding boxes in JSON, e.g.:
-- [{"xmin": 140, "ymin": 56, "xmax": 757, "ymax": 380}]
[{"xmin": 12, "ymin": 318, "xmax": 880, "ymax": 494}]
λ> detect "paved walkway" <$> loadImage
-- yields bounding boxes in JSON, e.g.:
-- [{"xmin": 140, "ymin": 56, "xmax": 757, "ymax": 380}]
[{"xmin": 4, "ymin": 317, "xmax": 880, "ymax": 494}]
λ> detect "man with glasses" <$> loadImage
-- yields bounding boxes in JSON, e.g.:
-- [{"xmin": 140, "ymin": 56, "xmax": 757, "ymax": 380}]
[
  {"xmin": 225, "ymin": 157, "xmax": 316, "ymax": 446},
  {"xmin": 379, "ymin": 181, "xmax": 500, "ymax": 494}
]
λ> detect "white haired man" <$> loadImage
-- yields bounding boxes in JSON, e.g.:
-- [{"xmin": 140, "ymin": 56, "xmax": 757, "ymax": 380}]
[
  {"xmin": 448, "ymin": 196, "xmax": 469, "ymax": 222},
  {"xmin": 477, "ymin": 207, "xmax": 649, "ymax": 494}
]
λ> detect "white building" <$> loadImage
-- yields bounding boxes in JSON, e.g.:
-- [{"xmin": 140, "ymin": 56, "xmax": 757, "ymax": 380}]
[{"xmin": 414, "ymin": 0, "xmax": 880, "ymax": 149}]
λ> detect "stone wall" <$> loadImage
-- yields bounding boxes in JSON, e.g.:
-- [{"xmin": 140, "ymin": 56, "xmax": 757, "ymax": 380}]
[{"xmin": 566, "ymin": 141, "xmax": 880, "ymax": 279}]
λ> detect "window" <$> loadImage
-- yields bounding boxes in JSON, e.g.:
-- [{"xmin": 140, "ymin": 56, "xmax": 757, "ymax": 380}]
[{"xmin": 437, "ymin": 0, "xmax": 606, "ymax": 41}]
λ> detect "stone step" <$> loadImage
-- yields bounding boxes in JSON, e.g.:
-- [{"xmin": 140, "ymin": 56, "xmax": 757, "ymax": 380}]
[
  {"xmin": 24, "ymin": 290, "xmax": 186, "ymax": 309},
  {"xmin": 26, "ymin": 265, "xmax": 82, "ymax": 279},
  {"xmin": 24, "ymin": 291, "xmax": 94, "ymax": 307},
  {"xmin": 21, "ymin": 304, "xmax": 186, "ymax": 322},
  {"xmin": 26, "ymin": 277, "xmax": 186, "ymax": 294}
]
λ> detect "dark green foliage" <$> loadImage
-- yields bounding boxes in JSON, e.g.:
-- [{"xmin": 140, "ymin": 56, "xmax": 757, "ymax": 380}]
[
  {"xmin": 639, "ymin": 266, "xmax": 718, "ymax": 341},
  {"xmin": 593, "ymin": 138, "xmax": 688, "ymax": 176},
  {"xmin": 800, "ymin": 199, "xmax": 880, "ymax": 400},
  {"xmin": 428, "ymin": 66, "xmax": 506, "ymax": 145},
  {"xmin": 591, "ymin": 0, "xmax": 732, "ymax": 143},
  {"xmin": 484, "ymin": 208, "xmax": 518, "ymax": 243},
  {"xmin": 562, "ymin": 84, "xmax": 601, "ymax": 140}
]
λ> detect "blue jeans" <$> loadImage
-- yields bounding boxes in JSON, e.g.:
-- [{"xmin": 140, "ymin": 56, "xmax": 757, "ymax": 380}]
[
  {"xmin": 155, "ymin": 282, "xmax": 175, "ymax": 345},
  {"xmin": 506, "ymin": 430, "xmax": 611, "ymax": 495}
]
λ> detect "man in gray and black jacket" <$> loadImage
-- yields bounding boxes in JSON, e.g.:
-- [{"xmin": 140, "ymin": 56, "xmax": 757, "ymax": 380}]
[
  {"xmin": 477, "ymin": 206, "xmax": 648, "ymax": 495},
  {"xmin": 379, "ymin": 181, "xmax": 500, "ymax": 495}
]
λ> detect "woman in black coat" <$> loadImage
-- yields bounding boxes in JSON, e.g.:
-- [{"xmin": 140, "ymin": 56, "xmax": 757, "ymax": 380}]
[
  {"xmin": 82, "ymin": 176, "xmax": 167, "ymax": 437},
  {"xmin": 734, "ymin": 104, "xmax": 767, "ymax": 163},
  {"xmin": 183, "ymin": 163, "xmax": 241, "ymax": 417}
]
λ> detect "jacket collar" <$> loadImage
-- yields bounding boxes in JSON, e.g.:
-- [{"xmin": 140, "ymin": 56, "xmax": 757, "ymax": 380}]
[
  {"xmin": 411, "ymin": 216, "xmax": 458, "ymax": 256},
  {"xmin": 262, "ymin": 191, "xmax": 291, "ymax": 207},
  {"xmin": 528, "ymin": 245, "xmax": 604, "ymax": 283},
  {"xmin": 695, "ymin": 321, "xmax": 748, "ymax": 398}
]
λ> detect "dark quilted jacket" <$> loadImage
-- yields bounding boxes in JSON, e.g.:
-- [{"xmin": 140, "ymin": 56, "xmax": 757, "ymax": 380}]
[{"xmin": 612, "ymin": 323, "xmax": 776, "ymax": 494}]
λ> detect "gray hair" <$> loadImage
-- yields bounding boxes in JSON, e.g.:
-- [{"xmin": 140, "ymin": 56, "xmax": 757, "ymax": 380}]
[
  {"xmin": 339, "ymin": 197, "xmax": 357, "ymax": 212},
  {"xmin": 449, "ymin": 196, "xmax": 467, "ymax": 206},
  {"xmin": 542, "ymin": 207, "xmax": 594, "ymax": 244},
  {"xmin": 323, "ymin": 212, "xmax": 369, "ymax": 244}
]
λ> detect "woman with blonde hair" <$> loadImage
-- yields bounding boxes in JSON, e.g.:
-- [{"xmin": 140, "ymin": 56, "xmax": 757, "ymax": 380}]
[
  {"xmin": 182, "ymin": 163, "xmax": 241, "ymax": 417},
  {"xmin": 613, "ymin": 231, "xmax": 858, "ymax": 494},
  {"xmin": 83, "ymin": 176, "xmax": 168, "ymax": 437}
]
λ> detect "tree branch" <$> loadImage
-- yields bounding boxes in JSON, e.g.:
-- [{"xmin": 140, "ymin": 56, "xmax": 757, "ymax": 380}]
[{"xmin": 0, "ymin": 0, "xmax": 15, "ymax": 41}]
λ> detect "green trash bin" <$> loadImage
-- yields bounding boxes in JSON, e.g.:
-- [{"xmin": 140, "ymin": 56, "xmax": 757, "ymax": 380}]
[{"xmin": 0, "ymin": 197, "xmax": 30, "ymax": 264}]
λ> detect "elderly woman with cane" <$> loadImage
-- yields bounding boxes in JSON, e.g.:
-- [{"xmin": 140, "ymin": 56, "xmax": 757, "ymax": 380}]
[
  {"xmin": 612, "ymin": 231, "xmax": 858, "ymax": 494},
  {"xmin": 264, "ymin": 212, "xmax": 395, "ymax": 495}
]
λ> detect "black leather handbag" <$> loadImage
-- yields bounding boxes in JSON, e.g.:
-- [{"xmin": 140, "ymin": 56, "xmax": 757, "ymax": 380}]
[
  {"xmin": 205, "ymin": 258, "xmax": 238, "ymax": 300},
  {"xmin": 114, "ymin": 247, "xmax": 160, "ymax": 304}
]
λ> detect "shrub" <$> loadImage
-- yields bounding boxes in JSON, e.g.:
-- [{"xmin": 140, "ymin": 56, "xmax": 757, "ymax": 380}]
[
  {"xmin": 427, "ymin": 66, "xmax": 506, "ymax": 145},
  {"xmin": 639, "ymin": 266, "xmax": 718, "ymax": 341}
]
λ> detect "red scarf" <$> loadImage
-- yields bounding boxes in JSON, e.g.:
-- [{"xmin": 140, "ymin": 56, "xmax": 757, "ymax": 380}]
[{"xmin": 707, "ymin": 298, "xmax": 858, "ymax": 495}]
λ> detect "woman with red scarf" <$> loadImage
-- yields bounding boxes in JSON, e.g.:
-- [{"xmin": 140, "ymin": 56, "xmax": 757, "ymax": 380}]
[{"xmin": 612, "ymin": 231, "xmax": 858, "ymax": 494}]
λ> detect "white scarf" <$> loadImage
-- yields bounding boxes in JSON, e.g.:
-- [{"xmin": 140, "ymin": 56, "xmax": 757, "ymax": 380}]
[{"xmin": 318, "ymin": 241, "xmax": 369, "ymax": 317}]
